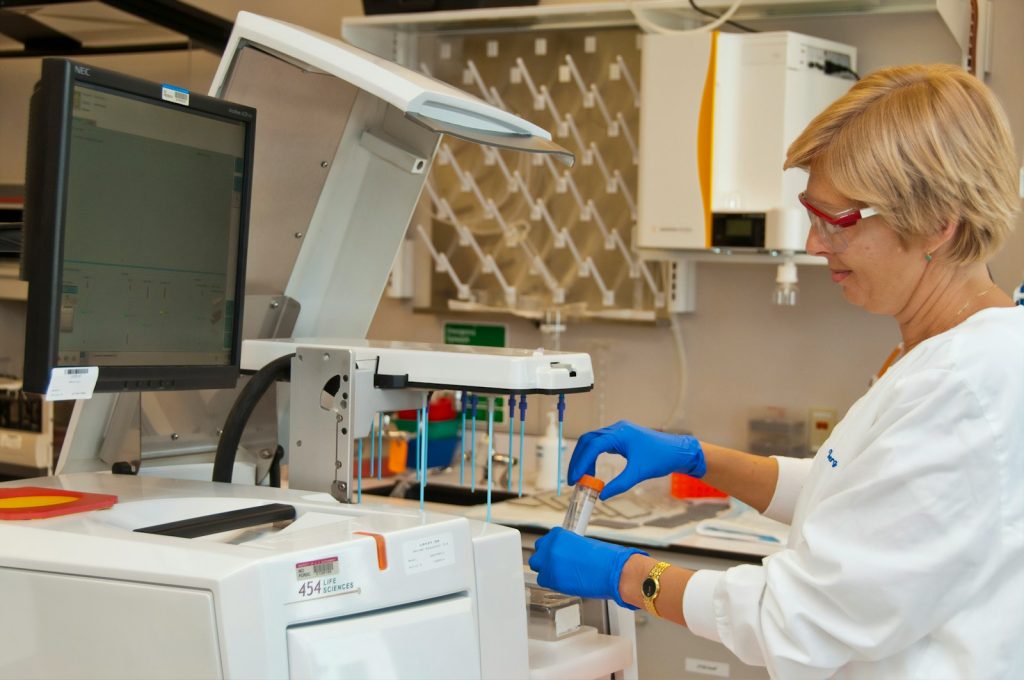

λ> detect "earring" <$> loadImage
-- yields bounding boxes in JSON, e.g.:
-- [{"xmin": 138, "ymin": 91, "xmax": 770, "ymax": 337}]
[{"xmin": 924, "ymin": 252, "xmax": 933, "ymax": 262}]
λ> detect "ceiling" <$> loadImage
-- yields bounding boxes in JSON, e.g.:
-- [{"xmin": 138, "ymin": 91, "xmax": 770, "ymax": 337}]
[{"xmin": 0, "ymin": 0, "xmax": 248, "ymax": 57}]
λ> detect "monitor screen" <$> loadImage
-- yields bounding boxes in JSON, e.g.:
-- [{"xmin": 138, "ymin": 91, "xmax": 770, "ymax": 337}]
[{"xmin": 22, "ymin": 59, "xmax": 255, "ymax": 395}]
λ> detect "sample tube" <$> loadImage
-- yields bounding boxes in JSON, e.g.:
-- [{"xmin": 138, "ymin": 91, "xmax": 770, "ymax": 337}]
[{"xmin": 562, "ymin": 475, "xmax": 605, "ymax": 535}]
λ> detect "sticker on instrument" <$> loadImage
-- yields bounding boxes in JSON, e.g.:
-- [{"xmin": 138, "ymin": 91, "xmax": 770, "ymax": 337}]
[
  {"xmin": 293, "ymin": 557, "xmax": 357, "ymax": 602},
  {"xmin": 403, "ymin": 532, "xmax": 455, "ymax": 574},
  {"xmin": 294, "ymin": 574, "xmax": 357, "ymax": 602},
  {"xmin": 684, "ymin": 658, "xmax": 730, "ymax": 677},
  {"xmin": 295, "ymin": 556, "xmax": 339, "ymax": 580},
  {"xmin": 161, "ymin": 84, "xmax": 190, "ymax": 106},
  {"xmin": 45, "ymin": 367, "xmax": 98, "ymax": 401}
]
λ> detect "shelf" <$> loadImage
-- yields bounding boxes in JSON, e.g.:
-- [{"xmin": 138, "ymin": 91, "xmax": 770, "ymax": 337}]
[
  {"xmin": 345, "ymin": 0, "xmax": 975, "ymax": 58},
  {"xmin": 0, "ymin": 261, "xmax": 26, "ymax": 302}
]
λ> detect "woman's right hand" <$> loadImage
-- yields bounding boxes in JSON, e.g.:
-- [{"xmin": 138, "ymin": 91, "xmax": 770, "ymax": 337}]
[{"xmin": 567, "ymin": 420, "xmax": 706, "ymax": 499}]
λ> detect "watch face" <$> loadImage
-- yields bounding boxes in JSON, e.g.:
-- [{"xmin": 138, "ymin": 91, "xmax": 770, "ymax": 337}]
[{"xmin": 642, "ymin": 577, "xmax": 658, "ymax": 598}]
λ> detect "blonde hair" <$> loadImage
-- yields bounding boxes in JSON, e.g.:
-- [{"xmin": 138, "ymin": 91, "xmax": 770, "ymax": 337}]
[{"xmin": 785, "ymin": 64, "xmax": 1019, "ymax": 263}]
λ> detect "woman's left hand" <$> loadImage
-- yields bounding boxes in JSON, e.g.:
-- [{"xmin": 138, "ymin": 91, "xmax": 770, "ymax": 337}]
[{"xmin": 528, "ymin": 527, "xmax": 647, "ymax": 610}]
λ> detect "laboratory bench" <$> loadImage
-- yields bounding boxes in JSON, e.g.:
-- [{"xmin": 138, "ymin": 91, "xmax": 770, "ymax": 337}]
[{"xmin": 355, "ymin": 468, "xmax": 778, "ymax": 680}]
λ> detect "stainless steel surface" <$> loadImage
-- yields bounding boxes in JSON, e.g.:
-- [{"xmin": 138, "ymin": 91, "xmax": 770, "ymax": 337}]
[
  {"xmin": 288, "ymin": 347, "xmax": 356, "ymax": 500},
  {"xmin": 242, "ymin": 295, "xmax": 301, "ymax": 341}
]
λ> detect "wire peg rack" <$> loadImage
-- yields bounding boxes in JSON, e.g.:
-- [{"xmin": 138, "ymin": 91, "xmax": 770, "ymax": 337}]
[{"xmin": 415, "ymin": 26, "xmax": 667, "ymax": 322}]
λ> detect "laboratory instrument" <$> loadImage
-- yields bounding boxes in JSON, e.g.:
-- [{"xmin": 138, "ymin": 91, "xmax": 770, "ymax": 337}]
[
  {"xmin": 0, "ymin": 387, "xmax": 54, "ymax": 476},
  {"xmin": 232, "ymin": 338, "xmax": 591, "ymax": 505},
  {"xmin": 636, "ymin": 31, "xmax": 857, "ymax": 253},
  {"xmin": 562, "ymin": 474, "xmax": 605, "ymax": 534},
  {"xmin": 2, "ymin": 14, "xmax": 634, "ymax": 680}
]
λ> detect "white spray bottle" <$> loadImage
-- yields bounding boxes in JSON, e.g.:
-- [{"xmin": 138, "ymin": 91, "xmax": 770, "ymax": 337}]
[{"xmin": 534, "ymin": 411, "xmax": 563, "ymax": 492}]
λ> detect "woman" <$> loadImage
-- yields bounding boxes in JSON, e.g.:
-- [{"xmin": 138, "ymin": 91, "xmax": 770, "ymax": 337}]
[{"xmin": 529, "ymin": 64, "xmax": 1023, "ymax": 679}]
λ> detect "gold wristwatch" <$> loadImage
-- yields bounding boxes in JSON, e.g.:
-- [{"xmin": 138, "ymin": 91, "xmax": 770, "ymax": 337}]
[{"xmin": 642, "ymin": 561, "xmax": 671, "ymax": 616}]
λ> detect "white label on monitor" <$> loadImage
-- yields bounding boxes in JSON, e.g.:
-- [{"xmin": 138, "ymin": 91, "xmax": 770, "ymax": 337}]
[
  {"xmin": 161, "ymin": 84, "xmax": 190, "ymax": 106},
  {"xmin": 403, "ymin": 532, "xmax": 454, "ymax": 574},
  {"xmin": 45, "ymin": 367, "xmax": 98, "ymax": 401}
]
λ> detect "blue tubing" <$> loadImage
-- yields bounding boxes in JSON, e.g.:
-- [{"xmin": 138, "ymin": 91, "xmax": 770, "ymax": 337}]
[
  {"xmin": 486, "ymin": 398, "xmax": 494, "ymax": 523},
  {"xmin": 518, "ymin": 394, "xmax": 528, "ymax": 497},
  {"xmin": 419, "ymin": 401, "xmax": 428, "ymax": 510},
  {"xmin": 369, "ymin": 421, "xmax": 376, "ymax": 478},
  {"xmin": 357, "ymin": 438, "xmax": 363, "ymax": 503},
  {"xmin": 556, "ymin": 394, "xmax": 566, "ymax": 496},
  {"xmin": 470, "ymin": 395, "xmax": 479, "ymax": 492},
  {"xmin": 377, "ymin": 413, "xmax": 385, "ymax": 480},
  {"xmin": 460, "ymin": 395, "xmax": 468, "ymax": 486},
  {"xmin": 507, "ymin": 395, "xmax": 516, "ymax": 492}
]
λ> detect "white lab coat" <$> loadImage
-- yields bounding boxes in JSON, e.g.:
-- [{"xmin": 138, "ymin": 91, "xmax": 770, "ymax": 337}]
[{"xmin": 684, "ymin": 306, "xmax": 1024, "ymax": 679}]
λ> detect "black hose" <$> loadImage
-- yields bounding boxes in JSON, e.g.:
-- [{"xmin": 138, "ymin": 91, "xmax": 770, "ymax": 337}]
[
  {"xmin": 213, "ymin": 354, "xmax": 294, "ymax": 483},
  {"xmin": 268, "ymin": 444, "xmax": 285, "ymax": 488}
]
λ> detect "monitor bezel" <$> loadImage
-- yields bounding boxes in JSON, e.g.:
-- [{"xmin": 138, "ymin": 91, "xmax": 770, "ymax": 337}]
[{"xmin": 22, "ymin": 58, "xmax": 255, "ymax": 395}]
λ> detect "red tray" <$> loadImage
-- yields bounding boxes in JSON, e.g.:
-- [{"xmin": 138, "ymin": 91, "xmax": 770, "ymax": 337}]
[{"xmin": 0, "ymin": 487, "xmax": 118, "ymax": 520}]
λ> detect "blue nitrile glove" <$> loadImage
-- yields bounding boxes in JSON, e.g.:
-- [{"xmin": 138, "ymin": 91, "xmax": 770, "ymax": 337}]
[
  {"xmin": 568, "ymin": 420, "xmax": 706, "ymax": 500},
  {"xmin": 528, "ymin": 527, "xmax": 647, "ymax": 610}
]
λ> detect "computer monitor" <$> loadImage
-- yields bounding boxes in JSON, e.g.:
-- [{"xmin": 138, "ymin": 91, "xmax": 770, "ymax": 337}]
[{"xmin": 21, "ymin": 59, "xmax": 255, "ymax": 395}]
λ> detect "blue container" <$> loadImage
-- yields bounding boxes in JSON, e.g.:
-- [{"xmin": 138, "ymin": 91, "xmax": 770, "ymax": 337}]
[{"xmin": 406, "ymin": 435, "xmax": 460, "ymax": 470}]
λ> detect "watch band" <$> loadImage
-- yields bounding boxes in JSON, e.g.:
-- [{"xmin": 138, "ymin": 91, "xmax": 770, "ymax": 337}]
[{"xmin": 642, "ymin": 561, "xmax": 671, "ymax": 616}]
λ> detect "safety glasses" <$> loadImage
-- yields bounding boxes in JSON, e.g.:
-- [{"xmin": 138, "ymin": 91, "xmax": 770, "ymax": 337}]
[{"xmin": 798, "ymin": 192, "xmax": 878, "ymax": 253}]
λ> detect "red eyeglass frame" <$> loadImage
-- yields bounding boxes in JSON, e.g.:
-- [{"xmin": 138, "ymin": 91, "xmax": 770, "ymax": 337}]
[{"xmin": 798, "ymin": 192, "xmax": 877, "ymax": 228}]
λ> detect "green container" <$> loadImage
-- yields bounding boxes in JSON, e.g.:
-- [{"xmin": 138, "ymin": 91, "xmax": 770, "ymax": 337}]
[{"xmin": 393, "ymin": 418, "xmax": 459, "ymax": 439}]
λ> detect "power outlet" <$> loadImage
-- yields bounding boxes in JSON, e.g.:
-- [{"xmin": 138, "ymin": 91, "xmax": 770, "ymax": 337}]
[{"xmin": 808, "ymin": 407, "xmax": 837, "ymax": 453}]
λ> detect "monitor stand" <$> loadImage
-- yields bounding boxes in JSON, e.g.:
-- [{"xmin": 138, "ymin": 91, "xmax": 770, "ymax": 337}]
[{"xmin": 57, "ymin": 394, "xmax": 141, "ymax": 475}]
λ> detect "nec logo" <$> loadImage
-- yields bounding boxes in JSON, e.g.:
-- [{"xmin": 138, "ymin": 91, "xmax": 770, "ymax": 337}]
[
  {"xmin": 827, "ymin": 449, "xmax": 839, "ymax": 468},
  {"xmin": 74, "ymin": 65, "xmax": 90, "ymax": 76}
]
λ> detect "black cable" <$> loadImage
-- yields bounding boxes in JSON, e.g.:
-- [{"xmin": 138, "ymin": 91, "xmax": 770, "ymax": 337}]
[
  {"xmin": 267, "ymin": 445, "xmax": 285, "ymax": 488},
  {"xmin": 824, "ymin": 61, "xmax": 860, "ymax": 80},
  {"xmin": 688, "ymin": 0, "xmax": 758, "ymax": 33},
  {"xmin": 809, "ymin": 61, "xmax": 861, "ymax": 81},
  {"xmin": 213, "ymin": 354, "xmax": 294, "ymax": 484}
]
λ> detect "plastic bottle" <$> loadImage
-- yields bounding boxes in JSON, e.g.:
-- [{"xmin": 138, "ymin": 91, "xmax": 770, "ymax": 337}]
[
  {"xmin": 534, "ymin": 411, "xmax": 562, "ymax": 491},
  {"xmin": 562, "ymin": 475, "xmax": 604, "ymax": 534}
]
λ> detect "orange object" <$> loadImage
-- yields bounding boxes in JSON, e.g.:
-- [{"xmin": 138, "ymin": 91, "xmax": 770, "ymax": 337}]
[
  {"xmin": 0, "ymin": 487, "xmax": 117, "ymax": 520},
  {"xmin": 671, "ymin": 473, "xmax": 727, "ymax": 499},
  {"xmin": 576, "ymin": 474, "xmax": 605, "ymax": 493},
  {"xmin": 354, "ymin": 531, "xmax": 389, "ymax": 571},
  {"xmin": 387, "ymin": 438, "xmax": 408, "ymax": 474}
]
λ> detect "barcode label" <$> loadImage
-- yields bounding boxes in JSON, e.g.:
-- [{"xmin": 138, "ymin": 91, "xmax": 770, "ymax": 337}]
[
  {"xmin": 295, "ymin": 556, "xmax": 339, "ymax": 580},
  {"xmin": 45, "ymin": 366, "xmax": 98, "ymax": 401},
  {"xmin": 161, "ymin": 84, "xmax": 190, "ymax": 106}
]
